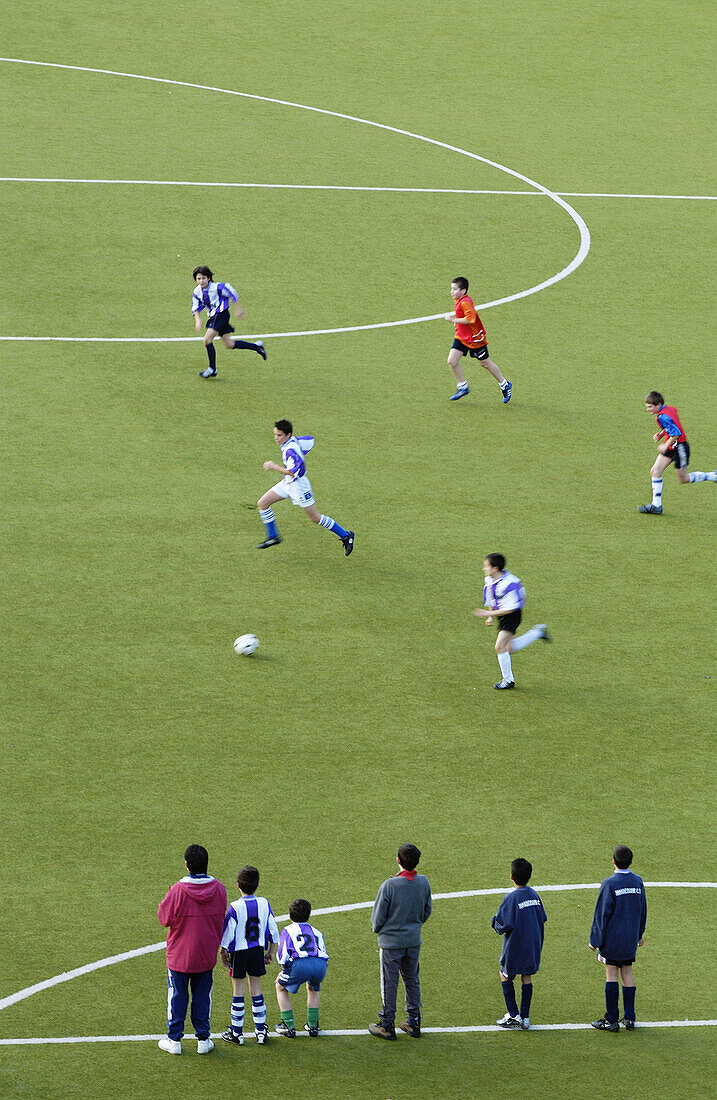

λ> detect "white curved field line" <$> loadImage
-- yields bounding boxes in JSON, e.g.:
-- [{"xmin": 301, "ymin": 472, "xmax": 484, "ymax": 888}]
[
  {"xmin": 1, "ymin": 882, "xmax": 714, "ymax": 1037},
  {"xmin": 0, "ymin": 56, "xmax": 590, "ymax": 341}
]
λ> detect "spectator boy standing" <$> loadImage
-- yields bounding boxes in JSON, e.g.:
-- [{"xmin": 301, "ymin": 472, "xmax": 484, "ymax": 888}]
[
  {"xmin": 157, "ymin": 844, "xmax": 227, "ymax": 1055},
  {"xmin": 589, "ymin": 845, "xmax": 647, "ymax": 1031},
  {"xmin": 368, "ymin": 844, "xmax": 432, "ymax": 1040},
  {"xmin": 490, "ymin": 858, "xmax": 547, "ymax": 1030}
]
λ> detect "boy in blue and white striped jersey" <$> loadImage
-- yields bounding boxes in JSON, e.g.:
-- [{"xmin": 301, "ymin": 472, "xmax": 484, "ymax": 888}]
[
  {"xmin": 219, "ymin": 866, "xmax": 279, "ymax": 1046},
  {"xmin": 256, "ymin": 420, "xmax": 355, "ymax": 555},
  {"xmin": 191, "ymin": 266, "xmax": 267, "ymax": 378},
  {"xmin": 473, "ymin": 553, "xmax": 550, "ymax": 689},
  {"xmin": 274, "ymin": 899, "xmax": 329, "ymax": 1038}
]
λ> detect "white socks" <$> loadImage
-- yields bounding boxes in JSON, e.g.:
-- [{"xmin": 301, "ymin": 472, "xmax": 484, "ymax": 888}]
[
  {"xmin": 651, "ymin": 478, "xmax": 663, "ymax": 506},
  {"xmin": 511, "ymin": 626, "xmax": 543, "ymax": 652},
  {"xmin": 497, "ymin": 651, "xmax": 514, "ymax": 681}
]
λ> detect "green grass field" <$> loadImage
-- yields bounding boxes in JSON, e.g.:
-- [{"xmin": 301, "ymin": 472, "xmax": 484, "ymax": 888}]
[{"xmin": 1, "ymin": 2, "xmax": 716, "ymax": 1097}]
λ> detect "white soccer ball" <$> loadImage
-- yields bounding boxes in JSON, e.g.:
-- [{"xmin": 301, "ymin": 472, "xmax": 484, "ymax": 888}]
[{"xmin": 233, "ymin": 634, "xmax": 259, "ymax": 656}]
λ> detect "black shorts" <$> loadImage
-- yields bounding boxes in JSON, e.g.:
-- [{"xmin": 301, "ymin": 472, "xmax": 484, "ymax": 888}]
[
  {"xmin": 229, "ymin": 945, "xmax": 266, "ymax": 979},
  {"xmin": 666, "ymin": 440, "xmax": 690, "ymax": 469},
  {"xmin": 497, "ymin": 610, "xmax": 522, "ymax": 634},
  {"xmin": 599, "ymin": 955, "xmax": 635, "ymax": 968},
  {"xmin": 206, "ymin": 309, "xmax": 235, "ymax": 336},
  {"xmin": 452, "ymin": 338, "xmax": 489, "ymax": 360}
]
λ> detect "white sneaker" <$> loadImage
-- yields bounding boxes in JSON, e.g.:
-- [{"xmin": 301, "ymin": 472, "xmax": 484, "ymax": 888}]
[
  {"xmin": 158, "ymin": 1037, "xmax": 182, "ymax": 1055},
  {"xmin": 496, "ymin": 1013, "xmax": 523, "ymax": 1029},
  {"xmin": 196, "ymin": 1038, "xmax": 214, "ymax": 1054},
  {"xmin": 255, "ymin": 1027, "xmax": 268, "ymax": 1044},
  {"xmin": 521, "ymin": 1017, "xmax": 530, "ymax": 1030}
]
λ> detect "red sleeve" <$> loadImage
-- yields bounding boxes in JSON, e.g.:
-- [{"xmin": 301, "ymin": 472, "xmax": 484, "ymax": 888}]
[
  {"xmin": 459, "ymin": 296, "xmax": 477, "ymax": 323},
  {"xmin": 157, "ymin": 887, "xmax": 175, "ymax": 928}
]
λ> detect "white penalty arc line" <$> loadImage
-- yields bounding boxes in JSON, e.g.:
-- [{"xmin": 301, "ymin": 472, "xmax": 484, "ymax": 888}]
[
  {"xmin": 0, "ymin": 56, "xmax": 590, "ymax": 340},
  {"xmin": 1, "ymin": 1020, "xmax": 716, "ymax": 1045},
  {"xmin": 1, "ymin": 178, "xmax": 715, "ymax": 201},
  {"xmin": 1, "ymin": 882, "xmax": 714, "ymax": 1014}
]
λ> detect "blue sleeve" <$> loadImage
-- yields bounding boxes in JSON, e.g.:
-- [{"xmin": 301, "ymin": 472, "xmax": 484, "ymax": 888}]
[
  {"xmin": 590, "ymin": 882, "xmax": 614, "ymax": 947},
  {"xmin": 491, "ymin": 895, "xmax": 514, "ymax": 936},
  {"xmin": 657, "ymin": 413, "xmax": 681, "ymax": 437},
  {"xmin": 640, "ymin": 887, "xmax": 647, "ymax": 939},
  {"xmin": 191, "ymin": 290, "xmax": 203, "ymax": 314}
]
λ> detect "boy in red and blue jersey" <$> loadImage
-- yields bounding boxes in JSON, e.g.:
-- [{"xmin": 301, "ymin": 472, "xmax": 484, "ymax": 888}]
[
  {"xmin": 639, "ymin": 391, "xmax": 716, "ymax": 513},
  {"xmin": 443, "ymin": 277, "xmax": 511, "ymax": 403}
]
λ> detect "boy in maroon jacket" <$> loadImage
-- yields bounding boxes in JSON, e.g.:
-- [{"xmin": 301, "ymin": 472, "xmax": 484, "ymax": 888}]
[{"xmin": 157, "ymin": 844, "xmax": 227, "ymax": 1055}]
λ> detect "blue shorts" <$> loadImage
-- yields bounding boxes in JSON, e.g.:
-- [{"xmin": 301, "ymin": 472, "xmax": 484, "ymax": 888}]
[
  {"xmin": 206, "ymin": 309, "xmax": 234, "ymax": 336},
  {"xmin": 276, "ymin": 956, "xmax": 328, "ymax": 994}
]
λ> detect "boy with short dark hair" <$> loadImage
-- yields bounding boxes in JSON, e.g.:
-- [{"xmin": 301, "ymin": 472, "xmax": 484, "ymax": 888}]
[
  {"xmin": 473, "ymin": 554, "xmax": 550, "ymax": 690},
  {"xmin": 368, "ymin": 844, "xmax": 432, "ymax": 1040},
  {"xmin": 491, "ymin": 858, "xmax": 547, "ymax": 1030},
  {"xmin": 274, "ymin": 899, "xmax": 330, "ymax": 1038},
  {"xmin": 589, "ymin": 845, "xmax": 647, "ymax": 1031},
  {"xmin": 443, "ymin": 276, "xmax": 512, "ymax": 403},
  {"xmin": 639, "ymin": 391, "xmax": 716, "ymax": 513},
  {"xmin": 220, "ymin": 865, "xmax": 279, "ymax": 1046},
  {"xmin": 191, "ymin": 265, "xmax": 267, "ymax": 378}
]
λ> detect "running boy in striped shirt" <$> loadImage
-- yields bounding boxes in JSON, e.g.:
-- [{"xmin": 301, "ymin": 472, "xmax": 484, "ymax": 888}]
[
  {"xmin": 274, "ymin": 899, "xmax": 329, "ymax": 1038},
  {"xmin": 473, "ymin": 554, "xmax": 550, "ymax": 689},
  {"xmin": 256, "ymin": 420, "xmax": 355, "ymax": 555},
  {"xmin": 639, "ymin": 391, "xmax": 716, "ymax": 513},
  {"xmin": 444, "ymin": 277, "xmax": 511, "ymax": 403},
  {"xmin": 220, "ymin": 865, "xmax": 279, "ymax": 1046},
  {"xmin": 191, "ymin": 266, "xmax": 267, "ymax": 378}
]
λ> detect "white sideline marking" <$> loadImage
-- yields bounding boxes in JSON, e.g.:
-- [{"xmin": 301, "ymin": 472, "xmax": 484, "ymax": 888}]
[
  {"xmin": 0, "ymin": 883, "xmax": 713, "ymax": 1014},
  {"xmin": 1, "ymin": 177, "xmax": 714, "ymax": 201},
  {"xmin": 0, "ymin": 1020, "xmax": 715, "ymax": 1045},
  {"xmin": 0, "ymin": 56, "xmax": 590, "ymax": 340}
]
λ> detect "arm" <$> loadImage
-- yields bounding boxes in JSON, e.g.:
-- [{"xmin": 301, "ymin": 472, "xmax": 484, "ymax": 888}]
[
  {"xmin": 422, "ymin": 889, "xmax": 432, "ymax": 924},
  {"xmin": 157, "ymin": 889, "xmax": 174, "ymax": 928},
  {"xmin": 265, "ymin": 913, "xmax": 280, "ymax": 963},
  {"xmin": 589, "ymin": 884, "xmax": 614, "ymax": 949},
  {"xmin": 491, "ymin": 897, "xmax": 513, "ymax": 936},
  {"xmin": 263, "ymin": 461, "xmax": 293, "ymax": 475},
  {"xmin": 371, "ymin": 883, "xmax": 390, "ymax": 934},
  {"xmin": 220, "ymin": 946, "xmax": 232, "ymax": 969},
  {"xmin": 193, "ymin": 310, "xmax": 204, "ymax": 333},
  {"xmin": 232, "ymin": 297, "xmax": 246, "ymax": 320}
]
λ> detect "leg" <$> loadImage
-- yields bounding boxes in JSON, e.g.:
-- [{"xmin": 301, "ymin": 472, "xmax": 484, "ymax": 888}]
[
  {"xmin": 510, "ymin": 624, "xmax": 550, "ymax": 652},
  {"xmin": 257, "ymin": 489, "xmax": 283, "ymax": 546},
  {"xmin": 188, "ymin": 969, "xmax": 214, "ymax": 1040},
  {"xmin": 399, "ymin": 947, "xmax": 422, "ymax": 1024},
  {"xmin": 448, "ymin": 347, "xmax": 466, "ymax": 386},
  {"xmin": 499, "ymin": 970, "xmax": 520, "ymax": 1020},
  {"xmin": 640, "ymin": 452, "xmax": 673, "ymax": 512},
  {"xmin": 305, "ymin": 983, "xmax": 321, "ymax": 1034},
  {"xmin": 228, "ymin": 974, "xmax": 246, "ymax": 1037},
  {"xmin": 248, "ymin": 974, "xmax": 267, "ymax": 1036},
  {"xmin": 378, "ymin": 948, "xmax": 400, "ymax": 1030},
  {"xmin": 619, "ymin": 964, "xmax": 637, "ymax": 1024},
  {"xmin": 519, "ymin": 974, "xmax": 533, "ymax": 1024},
  {"xmin": 495, "ymin": 629, "xmax": 515, "ymax": 686},
  {"xmin": 603, "ymin": 963, "xmax": 620, "ymax": 1024},
  {"xmin": 199, "ymin": 330, "xmax": 218, "ymax": 376},
  {"xmin": 447, "ymin": 347, "xmax": 470, "ymax": 399},
  {"xmin": 275, "ymin": 975, "xmax": 296, "ymax": 1037},
  {"xmin": 166, "ymin": 969, "xmax": 189, "ymax": 1041},
  {"xmin": 480, "ymin": 354, "xmax": 506, "ymax": 387},
  {"xmin": 224, "ymin": 332, "xmax": 267, "ymax": 358},
  {"xmin": 304, "ymin": 502, "xmax": 354, "ymax": 552}
]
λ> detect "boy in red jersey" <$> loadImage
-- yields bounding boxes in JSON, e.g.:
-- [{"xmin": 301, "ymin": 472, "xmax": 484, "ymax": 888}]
[
  {"xmin": 639, "ymin": 391, "xmax": 716, "ymax": 514},
  {"xmin": 444, "ymin": 277, "xmax": 511, "ymax": 403}
]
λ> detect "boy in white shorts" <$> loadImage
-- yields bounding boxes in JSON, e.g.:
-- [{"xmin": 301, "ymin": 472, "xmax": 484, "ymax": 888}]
[{"xmin": 256, "ymin": 420, "xmax": 354, "ymax": 555}]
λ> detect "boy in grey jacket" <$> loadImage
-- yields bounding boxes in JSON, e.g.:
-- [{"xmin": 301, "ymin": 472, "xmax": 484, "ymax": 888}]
[{"xmin": 368, "ymin": 844, "xmax": 432, "ymax": 1040}]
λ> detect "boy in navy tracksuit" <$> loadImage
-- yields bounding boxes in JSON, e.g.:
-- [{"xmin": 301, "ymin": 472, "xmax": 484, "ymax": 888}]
[
  {"xmin": 491, "ymin": 858, "xmax": 547, "ymax": 1030},
  {"xmin": 589, "ymin": 845, "xmax": 647, "ymax": 1031}
]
